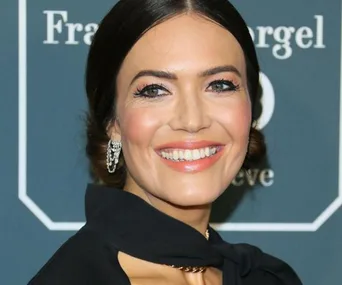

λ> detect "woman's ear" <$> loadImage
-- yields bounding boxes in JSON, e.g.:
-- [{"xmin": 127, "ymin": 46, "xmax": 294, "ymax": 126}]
[{"xmin": 107, "ymin": 118, "xmax": 122, "ymax": 141}]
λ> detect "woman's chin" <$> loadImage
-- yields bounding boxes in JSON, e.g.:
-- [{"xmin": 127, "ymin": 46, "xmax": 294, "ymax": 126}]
[{"xmin": 164, "ymin": 190, "xmax": 222, "ymax": 208}]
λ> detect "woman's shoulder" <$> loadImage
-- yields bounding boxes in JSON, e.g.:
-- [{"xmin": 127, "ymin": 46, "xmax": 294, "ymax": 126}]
[
  {"xmin": 27, "ymin": 228, "xmax": 122, "ymax": 285},
  {"xmin": 230, "ymin": 243, "xmax": 302, "ymax": 285}
]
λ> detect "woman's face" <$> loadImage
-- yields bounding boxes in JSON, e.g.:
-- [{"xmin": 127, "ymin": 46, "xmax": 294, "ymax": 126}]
[{"xmin": 113, "ymin": 14, "xmax": 251, "ymax": 206}]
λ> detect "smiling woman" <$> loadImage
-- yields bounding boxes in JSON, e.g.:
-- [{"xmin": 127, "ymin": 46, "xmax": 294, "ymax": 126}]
[
  {"xmin": 29, "ymin": 0, "xmax": 302, "ymax": 285},
  {"xmin": 113, "ymin": 13, "xmax": 255, "ymax": 208}
]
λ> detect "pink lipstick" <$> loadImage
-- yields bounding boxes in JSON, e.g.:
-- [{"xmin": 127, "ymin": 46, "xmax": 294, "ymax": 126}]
[{"xmin": 155, "ymin": 141, "xmax": 225, "ymax": 173}]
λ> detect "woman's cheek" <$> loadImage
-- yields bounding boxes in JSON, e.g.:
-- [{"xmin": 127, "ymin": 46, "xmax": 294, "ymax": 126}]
[
  {"xmin": 120, "ymin": 107, "xmax": 163, "ymax": 145},
  {"xmin": 238, "ymin": 101, "xmax": 252, "ymax": 131},
  {"xmin": 217, "ymin": 98, "xmax": 251, "ymax": 134}
]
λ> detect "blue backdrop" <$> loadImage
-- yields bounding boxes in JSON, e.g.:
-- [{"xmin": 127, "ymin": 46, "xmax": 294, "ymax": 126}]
[{"xmin": 1, "ymin": 0, "xmax": 341, "ymax": 284}]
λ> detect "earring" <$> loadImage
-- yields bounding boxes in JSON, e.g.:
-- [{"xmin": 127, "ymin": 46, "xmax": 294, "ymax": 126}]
[{"xmin": 106, "ymin": 140, "xmax": 122, "ymax": 173}]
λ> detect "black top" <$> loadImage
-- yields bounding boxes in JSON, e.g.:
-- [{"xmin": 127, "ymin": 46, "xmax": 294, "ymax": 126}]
[{"xmin": 28, "ymin": 184, "xmax": 302, "ymax": 285}]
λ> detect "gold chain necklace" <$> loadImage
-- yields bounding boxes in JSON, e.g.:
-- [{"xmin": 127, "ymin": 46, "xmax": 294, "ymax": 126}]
[{"xmin": 166, "ymin": 229, "xmax": 210, "ymax": 273}]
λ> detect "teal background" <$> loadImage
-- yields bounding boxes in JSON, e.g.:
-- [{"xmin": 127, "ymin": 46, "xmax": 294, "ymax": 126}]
[{"xmin": 1, "ymin": 0, "xmax": 341, "ymax": 284}]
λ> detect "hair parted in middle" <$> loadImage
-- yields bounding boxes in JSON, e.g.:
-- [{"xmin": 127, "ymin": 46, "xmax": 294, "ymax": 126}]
[{"xmin": 85, "ymin": 0, "xmax": 266, "ymax": 188}]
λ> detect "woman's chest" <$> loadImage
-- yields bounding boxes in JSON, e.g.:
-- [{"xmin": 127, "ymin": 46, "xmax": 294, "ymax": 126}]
[{"xmin": 118, "ymin": 251, "xmax": 222, "ymax": 285}]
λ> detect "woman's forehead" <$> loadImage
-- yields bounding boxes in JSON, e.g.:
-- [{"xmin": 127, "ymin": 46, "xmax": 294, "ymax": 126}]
[{"xmin": 118, "ymin": 14, "xmax": 246, "ymax": 80}]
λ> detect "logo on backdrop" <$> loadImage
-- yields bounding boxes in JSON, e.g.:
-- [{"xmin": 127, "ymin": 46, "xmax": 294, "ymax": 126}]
[
  {"xmin": 42, "ymin": 10, "xmax": 326, "ymax": 60},
  {"xmin": 248, "ymin": 15, "xmax": 325, "ymax": 60}
]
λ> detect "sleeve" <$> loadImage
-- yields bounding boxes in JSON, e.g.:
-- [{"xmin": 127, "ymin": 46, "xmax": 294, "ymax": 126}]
[
  {"xmin": 242, "ymin": 257, "xmax": 303, "ymax": 285},
  {"xmin": 27, "ymin": 230, "xmax": 122, "ymax": 285},
  {"xmin": 235, "ymin": 243, "xmax": 303, "ymax": 285}
]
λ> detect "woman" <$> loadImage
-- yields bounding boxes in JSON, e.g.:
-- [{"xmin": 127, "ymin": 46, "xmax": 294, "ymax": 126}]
[{"xmin": 29, "ymin": 0, "xmax": 302, "ymax": 284}]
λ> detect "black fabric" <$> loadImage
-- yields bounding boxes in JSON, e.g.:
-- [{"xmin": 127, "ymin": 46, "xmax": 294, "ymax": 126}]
[{"xmin": 28, "ymin": 184, "xmax": 302, "ymax": 285}]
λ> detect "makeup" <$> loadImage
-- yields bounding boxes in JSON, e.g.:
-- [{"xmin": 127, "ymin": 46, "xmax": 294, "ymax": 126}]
[{"xmin": 155, "ymin": 141, "xmax": 225, "ymax": 173}]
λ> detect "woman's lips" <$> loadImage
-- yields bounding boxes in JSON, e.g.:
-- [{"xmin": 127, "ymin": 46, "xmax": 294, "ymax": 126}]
[
  {"xmin": 155, "ymin": 141, "xmax": 225, "ymax": 173},
  {"xmin": 155, "ymin": 140, "xmax": 224, "ymax": 150}
]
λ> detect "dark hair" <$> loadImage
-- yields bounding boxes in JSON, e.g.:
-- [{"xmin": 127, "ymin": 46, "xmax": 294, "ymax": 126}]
[{"xmin": 85, "ymin": 0, "xmax": 266, "ymax": 187}]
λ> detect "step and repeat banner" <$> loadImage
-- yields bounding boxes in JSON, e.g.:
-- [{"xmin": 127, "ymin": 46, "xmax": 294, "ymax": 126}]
[{"xmin": 1, "ymin": 0, "xmax": 341, "ymax": 284}]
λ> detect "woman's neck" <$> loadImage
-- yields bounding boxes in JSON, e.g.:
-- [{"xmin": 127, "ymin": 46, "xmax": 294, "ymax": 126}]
[{"xmin": 124, "ymin": 182, "xmax": 211, "ymax": 237}]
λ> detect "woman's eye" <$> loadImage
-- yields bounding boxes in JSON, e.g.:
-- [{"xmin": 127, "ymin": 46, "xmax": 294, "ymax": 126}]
[
  {"xmin": 207, "ymin": 80, "xmax": 240, "ymax": 93},
  {"xmin": 133, "ymin": 84, "xmax": 169, "ymax": 98}
]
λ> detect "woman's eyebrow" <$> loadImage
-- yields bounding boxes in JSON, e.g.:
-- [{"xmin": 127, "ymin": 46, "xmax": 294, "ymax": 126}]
[
  {"xmin": 199, "ymin": 65, "xmax": 242, "ymax": 78},
  {"xmin": 130, "ymin": 65, "xmax": 241, "ymax": 86},
  {"xmin": 130, "ymin": 70, "xmax": 177, "ymax": 86}
]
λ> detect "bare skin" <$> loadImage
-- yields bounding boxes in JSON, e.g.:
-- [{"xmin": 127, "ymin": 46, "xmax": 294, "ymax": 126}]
[
  {"xmin": 111, "ymin": 13, "xmax": 251, "ymax": 285},
  {"xmin": 118, "ymin": 251, "xmax": 222, "ymax": 285}
]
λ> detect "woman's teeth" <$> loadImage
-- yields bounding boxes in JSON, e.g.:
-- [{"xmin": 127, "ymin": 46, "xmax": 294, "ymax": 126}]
[{"xmin": 160, "ymin": 147, "xmax": 218, "ymax": 162}]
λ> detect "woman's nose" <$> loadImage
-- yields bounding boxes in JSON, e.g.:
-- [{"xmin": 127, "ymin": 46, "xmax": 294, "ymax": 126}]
[{"xmin": 169, "ymin": 92, "xmax": 211, "ymax": 133}]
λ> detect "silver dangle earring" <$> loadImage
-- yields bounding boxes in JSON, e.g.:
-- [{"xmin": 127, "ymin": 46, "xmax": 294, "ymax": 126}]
[{"xmin": 106, "ymin": 140, "xmax": 122, "ymax": 173}]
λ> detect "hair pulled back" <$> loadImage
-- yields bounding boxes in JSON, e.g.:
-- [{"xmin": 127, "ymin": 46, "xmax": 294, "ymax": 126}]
[{"xmin": 86, "ymin": 0, "xmax": 266, "ymax": 187}]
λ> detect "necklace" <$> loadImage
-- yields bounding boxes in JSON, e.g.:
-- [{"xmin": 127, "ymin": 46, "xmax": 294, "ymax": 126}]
[{"xmin": 167, "ymin": 229, "xmax": 210, "ymax": 273}]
